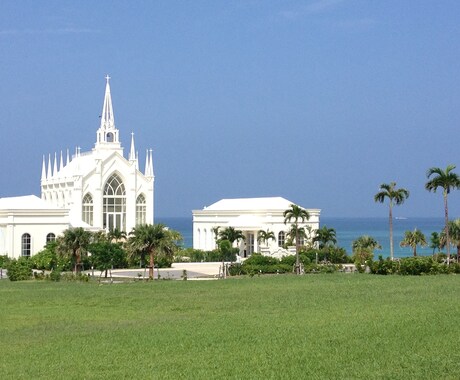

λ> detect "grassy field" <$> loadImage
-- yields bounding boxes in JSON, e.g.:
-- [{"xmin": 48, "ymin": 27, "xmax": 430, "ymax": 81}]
[{"xmin": 1, "ymin": 274, "xmax": 460, "ymax": 379}]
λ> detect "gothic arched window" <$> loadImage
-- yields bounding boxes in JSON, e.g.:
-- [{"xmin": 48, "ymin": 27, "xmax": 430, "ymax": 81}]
[
  {"xmin": 103, "ymin": 174, "xmax": 126, "ymax": 231},
  {"xmin": 22, "ymin": 233, "xmax": 31, "ymax": 257},
  {"xmin": 278, "ymin": 231, "xmax": 285, "ymax": 247},
  {"xmin": 136, "ymin": 194, "xmax": 146, "ymax": 226},
  {"xmin": 82, "ymin": 193, "xmax": 94, "ymax": 226}
]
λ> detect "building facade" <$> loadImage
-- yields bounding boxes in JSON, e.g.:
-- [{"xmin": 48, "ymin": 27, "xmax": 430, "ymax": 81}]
[
  {"xmin": 192, "ymin": 197, "xmax": 320, "ymax": 258},
  {"xmin": 0, "ymin": 77, "xmax": 155, "ymax": 258}
]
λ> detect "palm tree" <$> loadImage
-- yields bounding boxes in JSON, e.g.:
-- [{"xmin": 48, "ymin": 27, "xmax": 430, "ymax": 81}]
[
  {"xmin": 217, "ymin": 227, "xmax": 244, "ymax": 279},
  {"xmin": 352, "ymin": 235, "xmax": 381, "ymax": 266},
  {"xmin": 257, "ymin": 229, "xmax": 275, "ymax": 247},
  {"xmin": 107, "ymin": 228, "xmax": 127, "ymax": 243},
  {"xmin": 56, "ymin": 227, "xmax": 93, "ymax": 273},
  {"xmin": 374, "ymin": 182, "xmax": 410, "ymax": 260},
  {"xmin": 429, "ymin": 232, "xmax": 441, "ymax": 256},
  {"xmin": 442, "ymin": 219, "xmax": 460, "ymax": 260},
  {"xmin": 352, "ymin": 235, "xmax": 382, "ymax": 253},
  {"xmin": 211, "ymin": 226, "xmax": 220, "ymax": 249},
  {"xmin": 286, "ymin": 225, "xmax": 307, "ymax": 247},
  {"xmin": 283, "ymin": 204, "xmax": 310, "ymax": 274},
  {"xmin": 400, "ymin": 228, "xmax": 427, "ymax": 257},
  {"xmin": 218, "ymin": 227, "xmax": 245, "ymax": 246},
  {"xmin": 425, "ymin": 165, "xmax": 460, "ymax": 263},
  {"xmin": 128, "ymin": 224, "xmax": 181, "ymax": 279},
  {"xmin": 313, "ymin": 226, "xmax": 337, "ymax": 250}
]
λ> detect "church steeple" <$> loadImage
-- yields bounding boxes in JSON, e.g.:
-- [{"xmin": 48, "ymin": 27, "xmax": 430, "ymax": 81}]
[
  {"xmin": 100, "ymin": 75, "xmax": 115, "ymax": 130},
  {"xmin": 129, "ymin": 132, "xmax": 136, "ymax": 161},
  {"xmin": 95, "ymin": 75, "xmax": 121, "ymax": 149}
]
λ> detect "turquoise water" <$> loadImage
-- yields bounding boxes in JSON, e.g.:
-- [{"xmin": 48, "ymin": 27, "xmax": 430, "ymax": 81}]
[{"xmin": 157, "ymin": 217, "xmax": 446, "ymax": 258}]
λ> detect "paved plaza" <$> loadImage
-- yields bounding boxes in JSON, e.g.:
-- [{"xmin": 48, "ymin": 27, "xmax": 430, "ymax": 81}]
[{"xmin": 87, "ymin": 262, "xmax": 223, "ymax": 281}]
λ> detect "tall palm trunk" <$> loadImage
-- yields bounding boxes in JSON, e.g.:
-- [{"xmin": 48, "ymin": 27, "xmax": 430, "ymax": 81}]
[
  {"xmin": 389, "ymin": 202, "xmax": 394, "ymax": 260},
  {"xmin": 74, "ymin": 248, "xmax": 81, "ymax": 273},
  {"xmin": 149, "ymin": 249, "xmax": 155, "ymax": 279},
  {"xmin": 444, "ymin": 191, "xmax": 450, "ymax": 264},
  {"xmin": 295, "ymin": 223, "xmax": 300, "ymax": 274}
]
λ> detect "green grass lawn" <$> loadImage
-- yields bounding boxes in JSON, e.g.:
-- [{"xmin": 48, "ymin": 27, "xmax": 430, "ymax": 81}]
[{"xmin": 1, "ymin": 274, "xmax": 459, "ymax": 379}]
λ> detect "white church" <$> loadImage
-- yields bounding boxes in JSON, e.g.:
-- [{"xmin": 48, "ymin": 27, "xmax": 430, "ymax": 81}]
[{"xmin": 0, "ymin": 77, "xmax": 154, "ymax": 259}]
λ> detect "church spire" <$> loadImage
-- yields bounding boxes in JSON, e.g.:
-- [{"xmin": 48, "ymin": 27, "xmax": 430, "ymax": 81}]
[
  {"xmin": 59, "ymin": 151, "xmax": 64, "ymax": 172},
  {"xmin": 95, "ymin": 75, "xmax": 121, "ymax": 148},
  {"xmin": 100, "ymin": 75, "xmax": 115, "ymax": 130},
  {"xmin": 53, "ymin": 152, "xmax": 58, "ymax": 177},
  {"xmin": 129, "ymin": 132, "xmax": 136, "ymax": 161},
  {"xmin": 145, "ymin": 149, "xmax": 150, "ymax": 176},
  {"xmin": 47, "ymin": 154, "xmax": 52, "ymax": 179}
]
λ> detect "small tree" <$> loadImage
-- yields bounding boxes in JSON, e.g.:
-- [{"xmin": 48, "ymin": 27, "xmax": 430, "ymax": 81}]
[
  {"xmin": 56, "ymin": 227, "xmax": 93, "ymax": 273},
  {"xmin": 283, "ymin": 204, "xmax": 310, "ymax": 274},
  {"xmin": 429, "ymin": 232, "xmax": 441, "ymax": 256},
  {"xmin": 400, "ymin": 229, "xmax": 427, "ymax": 257},
  {"xmin": 257, "ymin": 229, "xmax": 275, "ymax": 248},
  {"xmin": 128, "ymin": 224, "xmax": 182, "ymax": 280},
  {"xmin": 89, "ymin": 241, "xmax": 126, "ymax": 278},
  {"xmin": 425, "ymin": 165, "xmax": 460, "ymax": 263},
  {"xmin": 218, "ymin": 239, "xmax": 232, "ymax": 279},
  {"xmin": 374, "ymin": 182, "xmax": 410, "ymax": 260},
  {"xmin": 6, "ymin": 257, "xmax": 33, "ymax": 281},
  {"xmin": 352, "ymin": 235, "xmax": 381, "ymax": 268}
]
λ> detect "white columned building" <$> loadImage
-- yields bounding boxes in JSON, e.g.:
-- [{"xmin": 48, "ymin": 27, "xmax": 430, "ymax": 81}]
[{"xmin": 193, "ymin": 197, "xmax": 320, "ymax": 258}]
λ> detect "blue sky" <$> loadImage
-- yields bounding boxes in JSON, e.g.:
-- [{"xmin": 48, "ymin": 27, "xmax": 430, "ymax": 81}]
[{"xmin": 0, "ymin": 0, "xmax": 459, "ymax": 218}]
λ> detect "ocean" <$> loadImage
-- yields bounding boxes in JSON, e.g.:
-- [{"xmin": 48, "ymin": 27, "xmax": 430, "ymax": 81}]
[{"xmin": 156, "ymin": 216, "xmax": 446, "ymax": 259}]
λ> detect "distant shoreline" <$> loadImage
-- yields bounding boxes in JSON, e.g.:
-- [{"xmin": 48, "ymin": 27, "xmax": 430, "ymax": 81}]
[{"xmin": 157, "ymin": 216, "xmax": 446, "ymax": 258}]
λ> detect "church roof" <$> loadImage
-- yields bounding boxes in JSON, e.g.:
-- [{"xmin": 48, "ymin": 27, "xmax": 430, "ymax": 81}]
[
  {"xmin": 0, "ymin": 195, "xmax": 62, "ymax": 210},
  {"xmin": 204, "ymin": 197, "xmax": 299, "ymax": 211}
]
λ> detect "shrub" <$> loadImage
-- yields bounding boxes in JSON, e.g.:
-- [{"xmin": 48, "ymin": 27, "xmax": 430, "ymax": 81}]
[
  {"xmin": 399, "ymin": 257, "xmax": 435, "ymax": 276},
  {"xmin": 156, "ymin": 254, "xmax": 173, "ymax": 268},
  {"xmin": 61, "ymin": 272, "xmax": 90, "ymax": 282},
  {"xmin": 228, "ymin": 263, "xmax": 243, "ymax": 276},
  {"xmin": 369, "ymin": 256, "xmax": 457, "ymax": 276},
  {"xmin": 0, "ymin": 255, "xmax": 10, "ymax": 268},
  {"xmin": 300, "ymin": 248, "xmax": 352, "ymax": 264},
  {"xmin": 280, "ymin": 254, "xmax": 311, "ymax": 267},
  {"xmin": 49, "ymin": 269, "xmax": 62, "ymax": 282},
  {"xmin": 370, "ymin": 256, "xmax": 397, "ymax": 275},
  {"xmin": 6, "ymin": 258, "xmax": 33, "ymax": 281},
  {"xmin": 304, "ymin": 263, "xmax": 340, "ymax": 274},
  {"xmin": 449, "ymin": 262, "xmax": 460, "ymax": 274},
  {"xmin": 31, "ymin": 242, "xmax": 71, "ymax": 271}
]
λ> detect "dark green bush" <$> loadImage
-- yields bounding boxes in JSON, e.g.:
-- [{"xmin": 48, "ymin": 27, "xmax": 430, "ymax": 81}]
[
  {"xmin": 49, "ymin": 269, "xmax": 62, "ymax": 282},
  {"xmin": 399, "ymin": 257, "xmax": 435, "ymax": 275},
  {"xmin": 228, "ymin": 263, "xmax": 243, "ymax": 276},
  {"xmin": 370, "ymin": 256, "xmax": 458, "ymax": 276},
  {"xmin": 280, "ymin": 254, "xmax": 311, "ymax": 267},
  {"xmin": 300, "ymin": 248, "xmax": 352, "ymax": 264},
  {"xmin": 304, "ymin": 263, "xmax": 339, "ymax": 274},
  {"xmin": 6, "ymin": 258, "xmax": 33, "ymax": 281},
  {"xmin": 88, "ymin": 241, "xmax": 127, "ymax": 270},
  {"xmin": 449, "ymin": 262, "xmax": 460, "ymax": 273},
  {"xmin": 244, "ymin": 254, "xmax": 279, "ymax": 266},
  {"xmin": 156, "ymin": 254, "xmax": 173, "ymax": 268},
  {"xmin": 370, "ymin": 256, "xmax": 397, "ymax": 275},
  {"xmin": 61, "ymin": 273, "xmax": 90, "ymax": 282},
  {"xmin": 0, "ymin": 255, "xmax": 10, "ymax": 268},
  {"xmin": 31, "ymin": 242, "xmax": 71, "ymax": 271}
]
